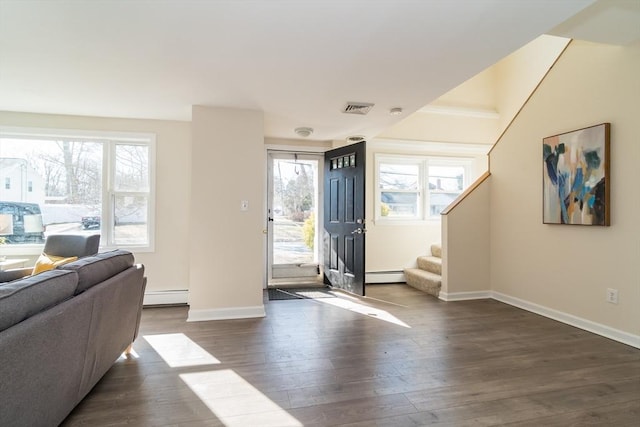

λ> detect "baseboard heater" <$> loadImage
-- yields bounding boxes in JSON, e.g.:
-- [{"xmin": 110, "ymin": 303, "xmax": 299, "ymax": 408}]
[
  {"xmin": 143, "ymin": 290, "xmax": 189, "ymax": 306},
  {"xmin": 365, "ymin": 271, "xmax": 405, "ymax": 284}
]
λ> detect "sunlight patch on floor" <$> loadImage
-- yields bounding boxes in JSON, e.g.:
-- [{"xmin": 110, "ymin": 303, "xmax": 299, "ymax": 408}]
[
  {"xmin": 317, "ymin": 295, "xmax": 411, "ymax": 328},
  {"xmin": 180, "ymin": 369, "xmax": 303, "ymax": 427},
  {"xmin": 144, "ymin": 333, "xmax": 220, "ymax": 367},
  {"xmin": 291, "ymin": 290, "xmax": 332, "ymax": 299}
]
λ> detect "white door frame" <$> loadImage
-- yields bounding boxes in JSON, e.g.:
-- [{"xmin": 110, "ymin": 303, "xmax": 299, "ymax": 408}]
[{"xmin": 265, "ymin": 148, "xmax": 324, "ymax": 288}]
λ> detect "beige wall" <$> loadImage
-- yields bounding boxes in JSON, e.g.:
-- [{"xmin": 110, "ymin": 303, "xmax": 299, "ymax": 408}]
[
  {"xmin": 436, "ymin": 65, "xmax": 497, "ymax": 111},
  {"xmin": 494, "ymin": 35, "xmax": 570, "ymax": 138},
  {"xmin": 490, "ymin": 41, "xmax": 640, "ymax": 335},
  {"xmin": 442, "ymin": 177, "xmax": 491, "ymax": 296},
  {"xmin": 0, "ymin": 111, "xmax": 191, "ymax": 293},
  {"xmin": 188, "ymin": 106, "xmax": 265, "ymax": 319},
  {"xmin": 378, "ymin": 113, "xmax": 499, "ymax": 145}
]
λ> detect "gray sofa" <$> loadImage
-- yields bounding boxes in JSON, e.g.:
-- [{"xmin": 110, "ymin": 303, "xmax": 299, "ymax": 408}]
[{"xmin": 0, "ymin": 249, "xmax": 146, "ymax": 427}]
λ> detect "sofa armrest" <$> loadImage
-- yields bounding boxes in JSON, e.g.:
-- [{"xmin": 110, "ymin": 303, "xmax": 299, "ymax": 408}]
[{"xmin": 0, "ymin": 268, "xmax": 33, "ymax": 283}]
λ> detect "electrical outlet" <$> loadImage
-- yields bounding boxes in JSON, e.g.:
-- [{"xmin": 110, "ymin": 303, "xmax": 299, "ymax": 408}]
[{"xmin": 606, "ymin": 288, "xmax": 618, "ymax": 304}]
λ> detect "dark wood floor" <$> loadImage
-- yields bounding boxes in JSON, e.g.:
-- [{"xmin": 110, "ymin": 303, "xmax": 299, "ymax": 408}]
[{"xmin": 63, "ymin": 284, "xmax": 640, "ymax": 426}]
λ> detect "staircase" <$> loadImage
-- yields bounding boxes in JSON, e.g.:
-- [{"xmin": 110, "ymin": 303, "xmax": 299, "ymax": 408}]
[{"xmin": 404, "ymin": 244, "xmax": 442, "ymax": 297}]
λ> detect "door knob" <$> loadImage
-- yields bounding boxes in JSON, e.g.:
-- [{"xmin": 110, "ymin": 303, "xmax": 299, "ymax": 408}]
[{"xmin": 351, "ymin": 228, "xmax": 367, "ymax": 234}]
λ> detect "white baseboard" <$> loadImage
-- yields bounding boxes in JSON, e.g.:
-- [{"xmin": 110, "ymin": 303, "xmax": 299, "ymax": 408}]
[
  {"xmin": 439, "ymin": 290, "xmax": 491, "ymax": 301},
  {"xmin": 187, "ymin": 305, "xmax": 266, "ymax": 322},
  {"xmin": 366, "ymin": 271, "xmax": 405, "ymax": 284},
  {"xmin": 143, "ymin": 290, "xmax": 189, "ymax": 306},
  {"xmin": 492, "ymin": 291, "xmax": 640, "ymax": 349},
  {"xmin": 435, "ymin": 289, "xmax": 638, "ymax": 348}
]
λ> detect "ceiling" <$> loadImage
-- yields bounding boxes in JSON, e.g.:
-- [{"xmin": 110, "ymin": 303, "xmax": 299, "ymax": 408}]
[{"xmin": 1, "ymin": 0, "xmax": 633, "ymax": 142}]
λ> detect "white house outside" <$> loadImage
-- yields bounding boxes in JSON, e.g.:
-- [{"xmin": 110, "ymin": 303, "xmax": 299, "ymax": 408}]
[{"xmin": 0, "ymin": 157, "xmax": 45, "ymax": 204}]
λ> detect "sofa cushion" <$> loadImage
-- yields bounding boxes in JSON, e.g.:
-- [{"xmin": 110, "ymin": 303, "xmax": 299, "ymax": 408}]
[
  {"xmin": 59, "ymin": 249, "xmax": 134, "ymax": 294},
  {"xmin": 0, "ymin": 269, "xmax": 78, "ymax": 332}
]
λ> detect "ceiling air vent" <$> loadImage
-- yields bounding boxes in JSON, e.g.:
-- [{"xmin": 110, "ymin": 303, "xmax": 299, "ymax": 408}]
[
  {"xmin": 342, "ymin": 102, "xmax": 374, "ymax": 115},
  {"xmin": 347, "ymin": 135, "xmax": 366, "ymax": 143}
]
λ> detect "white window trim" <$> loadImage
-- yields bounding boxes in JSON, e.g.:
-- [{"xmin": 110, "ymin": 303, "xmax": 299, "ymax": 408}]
[
  {"xmin": 375, "ymin": 154, "xmax": 424, "ymax": 223},
  {"xmin": 0, "ymin": 126, "xmax": 156, "ymax": 255},
  {"xmin": 374, "ymin": 153, "xmax": 473, "ymax": 225}
]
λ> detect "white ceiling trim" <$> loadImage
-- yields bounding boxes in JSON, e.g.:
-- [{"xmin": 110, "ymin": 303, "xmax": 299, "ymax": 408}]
[
  {"xmin": 371, "ymin": 138, "xmax": 492, "ymax": 156},
  {"xmin": 417, "ymin": 105, "xmax": 500, "ymax": 120}
]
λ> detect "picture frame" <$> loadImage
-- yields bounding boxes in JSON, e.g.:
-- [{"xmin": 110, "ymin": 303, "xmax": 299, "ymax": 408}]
[{"xmin": 543, "ymin": 123, "xmax": 610, "ymax": 226}]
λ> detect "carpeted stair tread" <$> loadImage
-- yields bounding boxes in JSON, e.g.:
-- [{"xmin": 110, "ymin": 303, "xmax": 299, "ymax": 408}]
[
  {"xmin": 417, "ymin": 256, "xmax": 442, "ymax": 275},
  {"xmin": 431, "ymin": 244, "xmax": 442, "ymax": 258},
  {"xmin": 404, "ymin": 268, "xmax": 441, "ymax": 297}
]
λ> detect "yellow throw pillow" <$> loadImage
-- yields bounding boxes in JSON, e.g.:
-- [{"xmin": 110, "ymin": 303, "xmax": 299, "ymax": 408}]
[{"xmin": 32, "ymin": 253, "xmax": 78, "ymax": 275}]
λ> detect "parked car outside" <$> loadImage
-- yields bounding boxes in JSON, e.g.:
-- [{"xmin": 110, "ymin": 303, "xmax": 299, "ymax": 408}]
[{"xmin": 81, "ymin": 215, "xmax": 101, "ymax": 230}]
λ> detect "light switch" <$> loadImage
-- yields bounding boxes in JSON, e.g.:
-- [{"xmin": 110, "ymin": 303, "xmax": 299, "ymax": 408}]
[{"xmin": 240, "ymin": 200, "xmax": 249, "ymax": 211}]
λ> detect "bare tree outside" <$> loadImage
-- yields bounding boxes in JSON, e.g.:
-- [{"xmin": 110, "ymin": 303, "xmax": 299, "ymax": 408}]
[
  {"xmin": 30, "ymin": 140, "xmax": 102, "ymax": 204},
  {"xmin": 115, "ymin": 144, "xmax": 149, "ymax": 191}
]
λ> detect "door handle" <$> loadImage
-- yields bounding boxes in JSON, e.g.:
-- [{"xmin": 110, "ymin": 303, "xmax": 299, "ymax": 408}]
[{"xmin": 351, "ymin": 227, "xmax": 367, "ymax": 234}]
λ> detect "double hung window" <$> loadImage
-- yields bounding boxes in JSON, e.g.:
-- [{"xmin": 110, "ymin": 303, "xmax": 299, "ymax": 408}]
[
  {"xmin": 376, "ymin": 154, "xmax": 470, "ymax": 222},
  {"xmin": 378, "ymin": 159, "xmax": 422, "ymax": 220}
]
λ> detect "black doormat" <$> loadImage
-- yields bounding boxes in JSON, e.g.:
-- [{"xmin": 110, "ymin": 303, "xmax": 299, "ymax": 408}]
[{"xmin": 268, "ymin": 287, "xmax": 336, "ymax": 301}]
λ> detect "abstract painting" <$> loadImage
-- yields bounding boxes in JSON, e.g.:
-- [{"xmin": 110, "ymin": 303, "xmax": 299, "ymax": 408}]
[{"xmin": 543, "ymin": 123, "xmax": 610, "ymax": 226}]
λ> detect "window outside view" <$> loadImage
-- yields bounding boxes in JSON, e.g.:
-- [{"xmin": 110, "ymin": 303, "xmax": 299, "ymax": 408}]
[
  {"xmin": 272, "ymin": 158, "xmax": 318, "ymax": 265},
  {"xmin": 378, "ymin": 158, "xmax": 465, "ymax": 220},
  {"xmin": 428, "ymin": 165, "xmax": 465, "ymax": 216},
  {"xmin": 379, "ymin": 163, "xmax": 420, "ymax": 218},
  {"xmin": 0, "ymin": 135, "xmax": 151, "ymax": 247}
]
